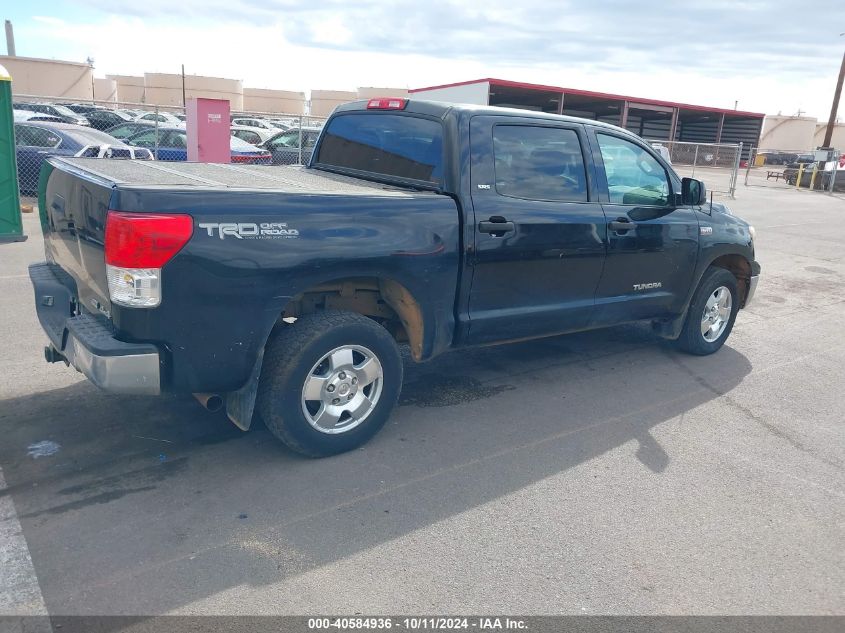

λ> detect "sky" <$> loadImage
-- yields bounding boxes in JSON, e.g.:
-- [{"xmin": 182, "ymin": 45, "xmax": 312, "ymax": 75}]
[{"xmin": 3, "ymin": 0, "xmax": 845, "ymax": 118}]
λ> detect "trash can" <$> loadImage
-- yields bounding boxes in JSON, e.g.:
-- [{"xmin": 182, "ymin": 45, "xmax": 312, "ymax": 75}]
[{"xmin": 0, "ymin": 62, "xmax": 25, "ymax": 243}]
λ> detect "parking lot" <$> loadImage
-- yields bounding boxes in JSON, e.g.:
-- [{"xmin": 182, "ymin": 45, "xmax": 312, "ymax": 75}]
[{"xmin": 1, "ymin": 184, "xmax": 843, "ymax": 617}]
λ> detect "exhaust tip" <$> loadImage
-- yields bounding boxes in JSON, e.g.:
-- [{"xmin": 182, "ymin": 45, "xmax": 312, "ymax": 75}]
[{"xmin": 193, "ymin": 392, "xmax": 224, "ymax": 413}]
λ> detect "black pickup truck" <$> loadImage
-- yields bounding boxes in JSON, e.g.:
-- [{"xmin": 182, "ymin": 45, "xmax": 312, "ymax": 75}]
[{"xmin": 30, "ymin": 98, "xmax": 760, "ymax": 456}]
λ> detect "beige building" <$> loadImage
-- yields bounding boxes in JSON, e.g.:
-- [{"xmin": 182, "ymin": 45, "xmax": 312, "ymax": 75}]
[
  {"xmin": 0, "ymin": 55, "xmax": 93, "ymax": 100},
  {"xmin": 143, "ymin": 73, "xmax": 244, "ymax": 110},
  {"xmin": 2, "ymin": 53, "xmax": 404, "ymax": 116},
  {"xmin": 760, "ymin": 115, "xmax": 845, "ymax": 151},
  {"xmin": 106, "ymin": 74, "xmax": 145, "ymax": 103},
  {"xmin": 243, "ymin": 88, "xmax": 305, "ymax": 114},
  {"xmin": 357, "ymin": 87, "xmax": 409, "ymax": 99},
  {"xmin": 310, "ymin": 89, "xmax": 358, "ymax": 117},
  {"xmin": 811, "ymin": 122, "xmax": 845, "ymax": 149},
  {"xmin": 93, "ymin": 77, "xmax": 117, "ymax": 102}
]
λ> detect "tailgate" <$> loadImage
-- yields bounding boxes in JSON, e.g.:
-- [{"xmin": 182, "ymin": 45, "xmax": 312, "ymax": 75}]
[{"xmin": 41, "ymin": 159, "xmax": 115, "ymax": 318}]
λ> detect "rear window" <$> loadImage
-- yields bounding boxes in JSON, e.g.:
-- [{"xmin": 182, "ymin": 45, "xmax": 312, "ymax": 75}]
[
  {"xmin": 316, "ymin": 113, "xmax": 443, "ymax": 185},
  {"xmin": 66, "ymin": 129, "xmax": 120, "ymax": 145},
  {"xmin": 230, "ymin": 136, "xmax": 259, "ymax": 150}
]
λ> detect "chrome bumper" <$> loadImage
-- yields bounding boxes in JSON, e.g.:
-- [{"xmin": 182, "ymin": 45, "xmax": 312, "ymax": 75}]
[
  {"xmin": 61, "ymin": 332, "xmax": 161, "ymax": 395},
  {"xmin": 30, "ymin": 262, "xmax": 161, "ymax": 395}
]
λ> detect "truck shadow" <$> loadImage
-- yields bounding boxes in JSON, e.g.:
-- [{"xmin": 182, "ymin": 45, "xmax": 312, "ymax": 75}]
[{"xmin": 0, "ymin": 323, "xmax": 752, "ymax": 615}]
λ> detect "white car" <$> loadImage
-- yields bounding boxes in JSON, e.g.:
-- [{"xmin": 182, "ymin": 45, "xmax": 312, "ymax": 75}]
[
  {"xmin": 135, "ymin": 111, "xmax": 184, "ymax": 126},
  {"xmin": 13, "ymin": 109, "xmax": 65, "ymax": 124},
  {"xmin": 230, "ymin": 125, "xmax": 276, "ymax": 146},
  {"xmin": 651, "ymin": 143, "xmax": 672, "ymax": 165},
  {"xmin": 231, "ymin": 117, "xmax": 284, "ymax": 132}
]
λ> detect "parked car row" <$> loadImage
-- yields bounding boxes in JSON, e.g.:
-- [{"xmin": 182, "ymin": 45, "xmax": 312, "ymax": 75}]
[
  {"xmin": 781, "ymin": 152, "xmax": 845, "ymax": 186},
  {"xmin": 12, "ymin": 102, "xmax": 322, "ymax": 161},
  {"xmin": 14, "ymin": 122, "xmax": 153, "ymax": 193},
  {"xmin": 757, "ymin": 150, "xmax": 816, "ymax": 166},
  {"xmin": 123, "ymin": 126, "xmax": 272, "ymax": 163},
  {"xmin": 101, "ymin": 119, "xmax": 317, "ymax": 165},
  {"xmin": 13, "ymin": 102, "xmax": 188, "ymax": 132},
  {"xmin": 11, "ymin": 102, "xmax": 322, "ymax": 194}
]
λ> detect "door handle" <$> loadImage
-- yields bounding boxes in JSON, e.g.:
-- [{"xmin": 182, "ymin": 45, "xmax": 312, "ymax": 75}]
[
  {"xmin": 478, "ymin": 218, "xmax": 515, "ymax": 235},
  {"xmin": 609, "ymin": 219, "xmax": 636, "ymax": 232}
]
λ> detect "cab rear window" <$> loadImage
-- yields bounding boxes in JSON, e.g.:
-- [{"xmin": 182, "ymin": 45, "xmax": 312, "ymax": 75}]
[{"xmin": 316, "ymin": 113, "xmax": 443, "ymax": 185}]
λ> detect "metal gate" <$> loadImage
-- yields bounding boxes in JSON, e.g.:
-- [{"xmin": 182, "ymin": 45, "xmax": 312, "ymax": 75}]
[{"xmin": 647, "ymin": 140, "xmax": 743, "ymax": 198}]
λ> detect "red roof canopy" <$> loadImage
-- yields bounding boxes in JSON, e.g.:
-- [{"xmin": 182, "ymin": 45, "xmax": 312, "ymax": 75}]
[{"xmin": 409, "ymin": 78, "xmax": 765, "ymax": 118}]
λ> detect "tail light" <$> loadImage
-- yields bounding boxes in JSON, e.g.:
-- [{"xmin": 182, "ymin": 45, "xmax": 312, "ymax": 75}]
[
  {"xmin": 231, "ymin": 153, "xmax": 271, "ymax": 163},
  {"xmin": 366, "ymin": 98, "xmax": 407, "ymax": 110},
  {"xmin": 105, "ymin": 211, "xmax": 193, "ymax": 308}
]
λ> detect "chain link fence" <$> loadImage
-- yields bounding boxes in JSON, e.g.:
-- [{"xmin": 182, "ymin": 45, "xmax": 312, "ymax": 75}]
[
  {"xmin": 647, "ymin": 139, "xmax": 743, "ymax": 198},
  {"xmin": 12, "ymin": 96, "xmax": 778, "ymax": 201},
  {"xmin": 743, "ymin": 147, "xmax": 843, "ymax": 193},
  {"xmin": 11, "ymin": 94, "xmax": 328, "ymax": 196}
]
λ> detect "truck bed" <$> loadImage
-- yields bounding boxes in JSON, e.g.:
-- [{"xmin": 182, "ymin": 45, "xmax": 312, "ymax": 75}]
[
  {"xmin": 39, "ymin": 156, "xmax": 461, "ymax": 393},
  {"xmin": 54, "ymin": 157, "xmax": 424, "ymax": 197}
]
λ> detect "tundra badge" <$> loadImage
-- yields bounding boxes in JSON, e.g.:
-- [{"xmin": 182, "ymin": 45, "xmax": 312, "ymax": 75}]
[{"xmin": 633, "ymin": 282, "xmax": 662, "ymax": 291}]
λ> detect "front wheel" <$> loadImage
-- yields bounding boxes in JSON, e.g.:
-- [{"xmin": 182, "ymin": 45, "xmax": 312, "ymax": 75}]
[
  {"xmin": 676, "ymin": 267, "xmax": 740, "ymax": 355},
  {"xmin": 257, "ymin": 311, "xmax": 403, "ymax": 457}
]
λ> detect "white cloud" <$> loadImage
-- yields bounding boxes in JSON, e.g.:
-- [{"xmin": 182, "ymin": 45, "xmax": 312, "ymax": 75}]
[
  {"xmin": 16, "ymin": 2, "xmax": 845, "ymax": 119},
  {"xmin": 31, "ymin": 16, "xmax": 66, "ymax": 25}
]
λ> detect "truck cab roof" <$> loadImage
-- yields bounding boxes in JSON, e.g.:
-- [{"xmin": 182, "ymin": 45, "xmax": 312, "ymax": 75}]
[{"xmin": 334, "ymin": 98, "xmax": 635, "ymax": 136}]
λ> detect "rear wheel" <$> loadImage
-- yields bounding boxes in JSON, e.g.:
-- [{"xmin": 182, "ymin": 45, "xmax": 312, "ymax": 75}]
[
  {"xmin": 257, "ymin": 311, "xmax": 403, "ymax": 457},
  {"xmin": 676, "ymin": 267, "xmax": 739, "ymax": 355}
]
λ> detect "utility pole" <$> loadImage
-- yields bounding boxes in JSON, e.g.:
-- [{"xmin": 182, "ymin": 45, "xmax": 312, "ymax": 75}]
[
  {"xmin": 822, "ymin": 43, "xmax": 845, "ymax": 147},
  {"xmin": 4, "ymin": 20, "xmax": 15, "ymax": 56},
  {"xmin": 87, "ymin": 57, "xmax": 95, "ymax": 102},
  {"xmin": 181, "ymin": 64, "xmax": 186, "ymax": 107}
]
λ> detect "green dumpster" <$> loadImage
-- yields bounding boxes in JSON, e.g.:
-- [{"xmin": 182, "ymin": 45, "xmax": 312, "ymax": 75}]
[{"xmin": 0, "ymin": 63, "xmax": 25, "ymax": 243}]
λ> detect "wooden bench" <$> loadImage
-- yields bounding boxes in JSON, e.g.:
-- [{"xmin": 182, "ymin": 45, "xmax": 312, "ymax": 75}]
[{"xmin": 766, "ymin": 170, "xmax": 785, "ymax": 181}]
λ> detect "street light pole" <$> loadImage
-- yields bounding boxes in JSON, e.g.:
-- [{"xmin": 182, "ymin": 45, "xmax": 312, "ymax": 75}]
[{"xmin": 822, "ymin": 40, "xmax": 845, "ymax": 148}]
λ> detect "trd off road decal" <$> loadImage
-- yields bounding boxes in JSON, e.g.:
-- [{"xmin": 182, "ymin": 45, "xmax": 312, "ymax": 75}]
[{"xmin": 198, "ymin": 222, "xmax": 300, "ymax": 239}]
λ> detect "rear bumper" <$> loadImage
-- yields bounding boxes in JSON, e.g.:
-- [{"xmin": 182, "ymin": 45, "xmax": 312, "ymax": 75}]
[{"xmin": 29, "ymin": 262, "xmax": 161, "ymax": 395}]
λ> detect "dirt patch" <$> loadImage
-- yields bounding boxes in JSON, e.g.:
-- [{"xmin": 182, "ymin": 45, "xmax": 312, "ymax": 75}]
[
  {"xmin": 805, "ymin": 266, "xmax": 836, "ymax": 275},
  {"xmin": 399, "ymin": 374, "xmax": 513, "ymax": 408}
]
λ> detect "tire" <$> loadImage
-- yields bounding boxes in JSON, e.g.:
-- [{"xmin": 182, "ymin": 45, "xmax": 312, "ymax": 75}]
[
  {"xmin": 676, "ymin": 267, "xmax": 739, "ymax": 356},
  {"xmin": 257, "ymin": 310, "xmax": 403, "ymax": 457}
]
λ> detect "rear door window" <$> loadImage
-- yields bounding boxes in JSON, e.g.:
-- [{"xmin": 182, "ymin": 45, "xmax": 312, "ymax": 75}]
[
  {"xmin": 316, "ymin": 113, "xmax": 443, "ymax": 185},
  {"xmin": 15, "ymin": 125, "xmax": 61, "ymax": 148},
  {"xmin": 492, "ymin": 125, "xmax": 588, "ymax": 202},
  {"xmin": 166, "ymin": 131, "xmax": 188, "ymax": 148},
  {"xmin": 268, "ymin": 131, "xmax": 300, "ymax": 149},
  {"xmin": 127, "ymin": 130, "xmax": 160, "ymax": 147},
  {"xmin": 107, "ymin": 124, "xmax": 138, "ymax": 139}
]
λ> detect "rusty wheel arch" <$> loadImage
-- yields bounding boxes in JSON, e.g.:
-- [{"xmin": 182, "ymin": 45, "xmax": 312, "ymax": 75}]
[{"xmin": 281, "ymin": 276, "xmax": 426, "ymax": 360}]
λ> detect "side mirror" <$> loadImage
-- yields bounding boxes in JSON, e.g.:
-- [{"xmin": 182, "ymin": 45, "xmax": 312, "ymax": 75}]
[{"xmin": 681, "ymin": 177, "xmax": 707, "ymax": 206}]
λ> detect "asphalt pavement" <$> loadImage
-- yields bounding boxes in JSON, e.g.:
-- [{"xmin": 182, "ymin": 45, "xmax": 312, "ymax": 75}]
[{"xmin": 0, "ymin": 185, "xmax": 843, "ymax": 617}]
